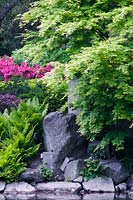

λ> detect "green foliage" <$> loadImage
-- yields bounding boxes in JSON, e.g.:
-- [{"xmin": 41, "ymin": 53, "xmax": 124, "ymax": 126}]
[
  {"xmin": 41, "ymin": 62, "xmax": 68, "ymax": 112},
  {"xmin": 0, "ymin": 0, "xmax": 35, "ymax": 56},
  {"xmin": 66, "ymin": 39, "xmax": 133, "ymax": 147},
  {"xmin": 0, "ymin": 77, "xmax": 67, "ymax": 112},
  {"xmin": 0, "ymin": 128, "xmax": 39, "ymax": 183},
  {"xmin": 0, "ymin": 98, "xmax": 47, "ymax": 182},
  {"xmin": 80, "ymin": 158, "xmax": 104, "ymax": 180},
  {"xmin": 14, "ymin": 0, "xmax": 132, "ymax": 65},
  {"xmin": 97, "ymin": 130, "xmax": 130, "ymax": 151},
  {"xmin": 13, "ymin": 0, "xmax": 133, "ymax": 152},
  {"xmin": 0, "ymin": 79, "xmax": 46, "ymax": 103},
  {"xmin": 40, "ymin": 163, "xmax": 53, "ymax": 181}
]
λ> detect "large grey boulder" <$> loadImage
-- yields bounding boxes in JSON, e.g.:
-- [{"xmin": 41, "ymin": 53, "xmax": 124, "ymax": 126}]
[
  {"xmin": 36, "ymin": 182, "xmax": 82, "ymax": 195},
  {"xmin": 43, "ymin": 112, "xmax": 87, "ymax": 172},
  {"xmin": 115, "ymin": 183, "xmax": 127, "ymax": 193},
  {"xmin": 127, "ymin": 175, "xmax": 133, "ymax": 190},
  {"xmin": 4, "ymin": 182, "xmax": 36, "ymax": 194},
  {"xmin": 83, "ymin": 176, "xmax": 115, "ymax": 192},
  {"xmin": 4, "ymin": 182, "xmax": 17, "ymax": 194},
  {"xmin": 128, "ymin": 191, "xmax": 133, "ymax": 199},
  {"xmin": 41, "ymin": 152, "xmax": 59, "ymax": 172},
  {"xmin": 64, "ymin": 159, "xmax": 84, "ymax": 181},
  {"xmin": 19, "ymin": 168, "xmax": 44, "ymax": 183},
  {"xmin": 0, "ymin": 194, "xmax": 5, "ymax": 200},
  {"xmin": 100, "ymin": 160, "xmax": 129, "ymax": 185},
  {"xmin": 0, "ymin": 181, "xmax": 6, "ymax": 192}
]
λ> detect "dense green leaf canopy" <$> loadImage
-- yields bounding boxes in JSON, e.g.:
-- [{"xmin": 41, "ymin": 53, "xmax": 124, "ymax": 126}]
[
  {"xmin": 0, "ymin": 0, "xmax": 34, "ymax": 56},
  {"xmin": 15, "ymin": 0, "xmax": 132, "ymax": 65},
  {"xmin": 14, "ymin": 0, "xmax": 133, "ymax": 149}
]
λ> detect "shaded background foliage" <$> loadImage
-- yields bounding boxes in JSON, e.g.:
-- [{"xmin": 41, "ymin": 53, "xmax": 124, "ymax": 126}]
[{"xmin": 0, "ymin": 0, "xmax": 35, "ymax": 56}]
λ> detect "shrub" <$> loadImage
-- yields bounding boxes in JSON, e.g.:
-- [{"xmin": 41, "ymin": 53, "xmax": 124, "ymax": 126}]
[
  {"xmin": 41, "ymin": 62, "xmax": 68, "ymax": 112},
  {"xmin": 0, "ymin": 93, "xmax": 21, "ymax": 113},
  {"xmin": 40, "ymin": 163, "xmax": 53, "ymax": 181},
  {"xmin": 66, "ymin": 39, "xmax": 133, "ymax": 150},
  {"xmin": 0, "ymin": 56, "xmax": 52, "ymax": 81},
  {"xmin": 15, "ymin": 0, "xmax": 132, "ymax": 153},
  {"xmin": 0, "ymin": 77, "xmax": 67, "ymax": 113},
  {"xmin": 0, "ymin": 56, "xmax": 66, "ymax": 112},
  {"xmin": 80, "ymin": 158, "xmax": 104, "ymax": 180},
  {"xmin": 0, "ymin": 97, "xmax": 47, "ymax": 182},
  {"xmin": 0, "ymin": 79, "xmax": 46, "ymax": 103}
]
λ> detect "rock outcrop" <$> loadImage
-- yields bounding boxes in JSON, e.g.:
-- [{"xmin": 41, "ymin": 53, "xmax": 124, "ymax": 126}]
[
  {"xmin": 100, "ymin": 160, "xmax": 129, "ymax": 185},
  {"xmin": 42, "ymin": 112, "xmax": 87, "ymax": 173},
  {"xmin": 64, "ymin": 159, "xmax": 84, "ymax": 181},
  {"xmin": 4, "ymin": 182, "xmax": 36, "ymax": 194},
  {"xmin": 0, "ymin": 182, "xmax": 6, "ymax": 193},
  {"xmin": 82, "ymin": 176, "xmax": 115, "ymax": 192},
  {"xmin": 36, "ymin": 182, "xmax": 82, "ymax": 195},
  {"xmin": 19, "ymin": 168, "xmax": 44, "ymax": 183}
]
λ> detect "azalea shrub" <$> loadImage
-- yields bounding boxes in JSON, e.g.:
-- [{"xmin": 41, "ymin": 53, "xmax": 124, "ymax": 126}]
[
  {"xmin": 0, "ymin": 93, "xmax": 21, "ymax": 113},
  {"xmin": 0, "ymin": 56, "xmax": 52, "ymax": 81},
  {"xmin": 0, "ymin": 56, "xmax": 67, "ymax": 112}
]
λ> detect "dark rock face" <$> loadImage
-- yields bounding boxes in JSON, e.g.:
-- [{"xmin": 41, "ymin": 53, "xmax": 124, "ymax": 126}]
[
  {"xmin": 0, "ymin": 182, "xmax": 6, "ymax": 193},
  {"xmin": 100, "ymin": 160, "xmax": 129, "ymax": 185},
  {"xmin": 41, "ymin": 152, "xmax": 59, "ymax": 173},
  {"xmin": 127, "ymin": 175, "xmax": 133, "ymax": 190},
  {"xmin": 42, "ymin": 112, "xmax": 88, "ymax": 173},
  {"xmin": 64, "ymin": 159, "xmax": 84, "ymax": 181},
  {"xmin": 19, "ymin": 168, "xmax": 44, "ymax": 183},
  {"xmin": 115, "ymin": 183, "xmax": 127, "ymax": 193},
  {"xmin": 19, "ymin": 155, "xmax": 44, "ymax": 183},
  {"xmin": 87, "ymin": 140, "xmax": 110, "ymax": 159}
]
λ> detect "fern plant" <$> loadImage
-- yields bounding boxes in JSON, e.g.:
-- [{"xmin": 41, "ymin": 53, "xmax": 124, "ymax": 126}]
[
  {"xmin": 0, "ymin": 97, "xmax": 47, "ymax": 182},
  {"xmin": 80, "ymin": 158, "xmax": 104, "ymax": 180}
]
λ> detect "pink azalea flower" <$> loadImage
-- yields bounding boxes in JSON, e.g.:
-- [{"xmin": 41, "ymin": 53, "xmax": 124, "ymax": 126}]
[{"xmin": 0, "ymin": 56, "xmax": 53, "ymax": 81}]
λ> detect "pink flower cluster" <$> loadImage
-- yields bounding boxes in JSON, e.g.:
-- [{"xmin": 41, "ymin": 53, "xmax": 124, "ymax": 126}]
[{"xmin": 0, "ymin": 56, "xmax": 53, "ymax": 81}]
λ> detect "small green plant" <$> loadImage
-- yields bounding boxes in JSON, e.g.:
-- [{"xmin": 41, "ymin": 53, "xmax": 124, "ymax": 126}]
[
  {"xmin": 80, "ymin": 158, "xmax": 104, "ymax": 180},
  {"xmin": 40, "ymin": 163, "xmax": 53, "ymax": 181},
  {"xmin": 0, "ymin": 97, "xmax": 47, "ymax": 182}
]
